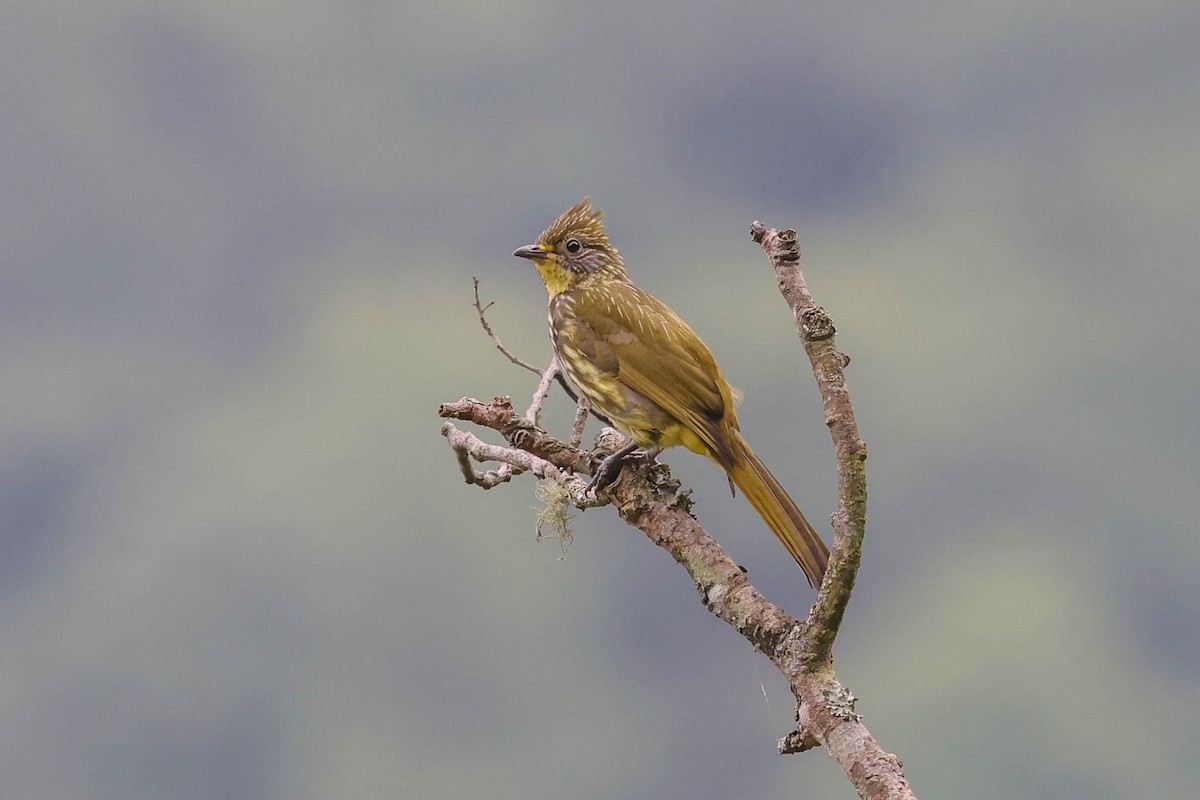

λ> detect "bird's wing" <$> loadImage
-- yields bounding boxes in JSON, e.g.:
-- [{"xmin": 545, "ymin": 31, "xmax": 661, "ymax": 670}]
[{"xmin": 574, "ymin": 282, "xmax": 731, "ymax": 457}]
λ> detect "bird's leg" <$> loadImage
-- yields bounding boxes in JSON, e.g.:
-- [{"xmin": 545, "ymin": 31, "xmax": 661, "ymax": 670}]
[
  {"xmin": 588, "ymin": 440, "xmax": 662, "ymax": 493},
  {"xmin": 588, "ymin": 439, "xmax": 639, "ymax": 492}
]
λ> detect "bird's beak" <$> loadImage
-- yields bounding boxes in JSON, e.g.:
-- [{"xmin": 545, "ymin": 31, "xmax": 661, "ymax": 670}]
[{"xmin": 513, "ymin": 244, "xmax": 548, "ymax": 261}]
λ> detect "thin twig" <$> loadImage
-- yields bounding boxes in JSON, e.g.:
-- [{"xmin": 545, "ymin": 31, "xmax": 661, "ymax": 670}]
[
  {"xmin": 525, "ymin": 359, "xmax": 559, "ymax": 423},
  {"xmin": 473, "ymin": 278, "xmax": 610, "ymax": 425},
  {"xmin": 473, "ymin": 277, "xmax": 542, "ymax": 374}
]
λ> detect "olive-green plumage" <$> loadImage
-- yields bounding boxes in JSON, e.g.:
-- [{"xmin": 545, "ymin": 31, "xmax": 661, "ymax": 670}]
[{"xmin": 514, "ymin": 198, "xmax": 828, "ymax": 589}]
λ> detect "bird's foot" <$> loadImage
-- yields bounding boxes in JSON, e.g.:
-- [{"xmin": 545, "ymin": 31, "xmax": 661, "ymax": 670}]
[{"xmin": 587, "ymin": 441, "xmax": 662, "ymax": 494}]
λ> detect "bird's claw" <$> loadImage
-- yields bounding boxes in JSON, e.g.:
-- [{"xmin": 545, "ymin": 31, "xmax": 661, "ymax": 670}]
[{"xmin": 587, "ymin": 442, "xmax": 661, "ymax": 494}]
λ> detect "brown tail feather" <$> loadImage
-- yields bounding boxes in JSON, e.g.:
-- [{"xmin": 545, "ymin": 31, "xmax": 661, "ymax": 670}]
[{"xmin": 722, "ymin": 431, "xmax": 828, "ymax": 589}]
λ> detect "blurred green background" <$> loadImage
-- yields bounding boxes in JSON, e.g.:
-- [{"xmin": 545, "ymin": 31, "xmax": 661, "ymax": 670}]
[{"xmin": 3, "ymin": 2, "xmax": 1197, "ymax": 797}]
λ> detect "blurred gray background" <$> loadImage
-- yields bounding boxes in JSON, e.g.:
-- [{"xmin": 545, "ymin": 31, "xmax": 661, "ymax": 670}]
[{"xmin": 3, "ymin": 2, "xmax": 1197, "ymax": 798}]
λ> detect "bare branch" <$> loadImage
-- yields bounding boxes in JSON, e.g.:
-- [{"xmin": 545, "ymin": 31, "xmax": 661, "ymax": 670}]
[{"xmin": 750, "ymin": 222, "xmax": 868, "ymax": 661}]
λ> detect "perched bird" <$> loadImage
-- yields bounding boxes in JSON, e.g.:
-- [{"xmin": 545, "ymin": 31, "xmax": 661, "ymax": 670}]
[{"xmin": 513, "ymin": 198, "xmax": 828, "ymax": 588}]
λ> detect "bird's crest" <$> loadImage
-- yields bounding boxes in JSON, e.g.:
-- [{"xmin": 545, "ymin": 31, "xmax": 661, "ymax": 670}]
[{"xmin": 537, "ymin": 197, "xmax": 611, "ymax": 249}]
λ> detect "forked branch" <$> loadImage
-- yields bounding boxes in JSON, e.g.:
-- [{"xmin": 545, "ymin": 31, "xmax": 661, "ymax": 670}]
[{"xmin": 438, "ymin": 226, "xmax": 913, "ymax": 800}]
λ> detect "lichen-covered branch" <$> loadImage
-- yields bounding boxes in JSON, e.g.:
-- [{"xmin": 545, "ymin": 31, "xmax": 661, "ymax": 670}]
[
  {"xmin": 750, "ymin": 222, "xmax": 869, "ymax": 661},
  {"xmin": 436, "ymin": 395, "xmax": 911, "ymax": 799},
  {"xmin": 749, "ymin": 222, "xmax": 904, "ymax": 796}
]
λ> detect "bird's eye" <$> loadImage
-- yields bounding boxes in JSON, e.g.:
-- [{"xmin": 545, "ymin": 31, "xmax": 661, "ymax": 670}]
[{"xmin": 565, "ymin": 238, "xmax": 582, "ymax": 253}]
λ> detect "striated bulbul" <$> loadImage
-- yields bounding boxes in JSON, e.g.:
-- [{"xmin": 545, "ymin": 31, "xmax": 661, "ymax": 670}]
[{"xmin": 513, "ymin": 198, "xmax": 828, "ymax": 589}]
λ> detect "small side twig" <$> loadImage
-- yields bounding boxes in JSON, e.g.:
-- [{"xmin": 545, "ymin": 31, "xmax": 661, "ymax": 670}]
[
  {"xmin": 451, "ymin": 437, "xmax": 519, "ymax": 488},
  {"xmin": 525, "ymin": 359, "xmax": 559, "ymax": 423},
  {"xmin": 474, "ymin": 277, "xmax": 542, "ymax": 374},
  {"xmin": 473, "ymin": 277, "xmax": 610, "ymax": 425}
]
